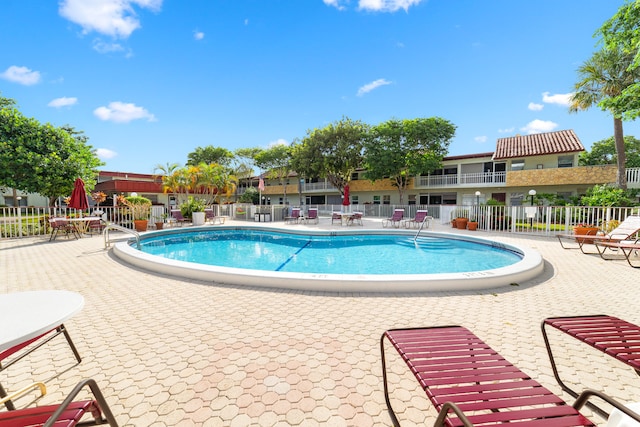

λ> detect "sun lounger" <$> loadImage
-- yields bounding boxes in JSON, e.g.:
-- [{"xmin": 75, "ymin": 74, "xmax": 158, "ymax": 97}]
[
  {"xmin": 542, "ymin": 315, "xmax": 640, "ymax": 418},
  {"xmin": 285, "ymin": 208, "xmax": 302, "ymax": 224},
  {"xmin": 594, "ymin": 240, "xmax": 640, "ymax": 266},
  {"xmin": 557, "ymin": 214, "xmax": 640, "ymax": 253},
  {"xmin": 0, "ymin": 378, "xmax": 118, "ymax": 426},
  {"xmin": 303, "ymin": 208, "xmax": 319, "ymax": 224},
  {"xmin": 381, "ymin": 325, "xmax": 640, "ymax": 426},
  {"xmin": 402, "ymin": 210, "xmax": 429, "ymax": 229},
  {"xmin": 170, "ymin": 210, "xmax": 189, "ymax": 226},
  {"xmin": 382, "ymin": 209, "xmax": 404, "ymax": 228}
]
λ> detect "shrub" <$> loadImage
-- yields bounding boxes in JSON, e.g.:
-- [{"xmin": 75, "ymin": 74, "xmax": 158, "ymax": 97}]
[{"xmin": 180, "ymin": 197, "xmax": 206, "ymax": 219}]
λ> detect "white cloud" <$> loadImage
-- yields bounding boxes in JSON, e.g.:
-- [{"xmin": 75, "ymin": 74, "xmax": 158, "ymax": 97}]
[
  {"xmin": 96, "ymin": 148, "xmax": 118, "ymax": 159},
  {"xmin": 474, "ymin": 136, "xmax": 487, "ymax": 143},
  {"xmin": 358, "ymin": 0, "xmax": 424, "ymax": 12},
  {"xmin": 357, "ymin": 78, "xmax": 392, "ymax": 96},
  {"xmin": 498, "ymin": 127, "xmax": 515, "ymax": 133},
  {"xmin": 323, "ymin": 0, "xmax": 346, "ymax": 10},
  {"xmin": 528, "ymin": 102, "xmax": 543, "ymax": 111},
  {"xmin": 324, "ymin": 0, "xmax": 423, "ymax": 11},
  {"xmin": 194, "ymin": 31, "xmax": 204, "ymax": 40},
  {"xmin": 92, "ymin": 39, "xmax": 125, "ymax": 53},
  {"xmin": 93, "ymin": 101, "xmax": 157, "ymax": 123},
  {"xmin": 59, "ymin": 0, "xmax": 162, "ymax": 39},
  {"xmin": 0, "ymin": 66, "xmax": 41, "ymax": 85},
  {"xmin": 520, "ymin": 119, "xmax": 558, "ymax": 134},
  {"xmin": 48, "ymin": 97, "xmax": 78, "ymax": 108},
  {"xmin": 542, "ymin": 91, "xmax": 572, "ymax": 106},
  {"xmin": 268, "ymin": 138, "xmax": 289, "ymax": 147}
]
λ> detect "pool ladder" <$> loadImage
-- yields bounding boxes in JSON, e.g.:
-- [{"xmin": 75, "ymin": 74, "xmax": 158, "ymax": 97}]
[
  {"xmin": 413, "ymin": 217, "xmax": 430, "ymax": 242},
  {"xmin": 103, "ymin": 223, "xmax": 141, "ymax": 249}
]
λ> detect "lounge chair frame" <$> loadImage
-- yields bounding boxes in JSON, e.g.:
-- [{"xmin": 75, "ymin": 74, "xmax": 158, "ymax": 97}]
[
  {"xmin": 557, "ymin": 214, "xmax": 640, "ymax": 253},
  {"xmin": 381, "ymin": 325, "xmax": 640, "ymax": 426},
  {"xmin": 542, "ymin": 315, "xmax": 640, "ymax": 419},
  {"xmin": 0, "ymin": 378, "xmax": 118, "ymax": 426},
  {"xmin": 594, "ymin": 240, "xmax": 640, "ymax": 266},
  {"xmin": 1, "ymin": 324, "xmax": 81, "ymax": 410}
]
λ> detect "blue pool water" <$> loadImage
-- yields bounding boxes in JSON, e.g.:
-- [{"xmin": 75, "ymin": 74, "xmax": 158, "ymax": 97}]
[{"xmin": 138, "ymin": 229, "xmax": 522, "ymax": 275}]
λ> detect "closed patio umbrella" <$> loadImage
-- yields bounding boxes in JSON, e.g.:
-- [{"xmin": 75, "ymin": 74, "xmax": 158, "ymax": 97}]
[
  {"xmin": 68, "ymin": 178, "xmax": 89, "ymax": 212},
  {"xmin": 342, "ymin": 185, "xmax": 350, "ymax": 211}
]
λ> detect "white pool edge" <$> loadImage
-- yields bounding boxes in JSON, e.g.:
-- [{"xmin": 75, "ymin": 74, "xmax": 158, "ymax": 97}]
[{"xmin": 113, "ymin": 226, "xmax": 545, "ymax": 293}]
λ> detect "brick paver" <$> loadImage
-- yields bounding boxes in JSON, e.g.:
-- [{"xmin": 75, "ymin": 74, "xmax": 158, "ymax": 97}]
[{"xmin": 1, "ymin": 218, "xmax": 639, "ymax": 426}]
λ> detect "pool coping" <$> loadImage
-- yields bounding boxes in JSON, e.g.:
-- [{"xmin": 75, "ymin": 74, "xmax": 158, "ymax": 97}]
[{"xmin": 113, "ymin": 225, "xmax": 545, "ymax": 293}]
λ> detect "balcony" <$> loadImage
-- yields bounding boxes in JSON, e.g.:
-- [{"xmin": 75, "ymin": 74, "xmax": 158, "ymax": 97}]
[{"xmin": 414, "ymin": 172, "xmax": 506, "ymax": 188}]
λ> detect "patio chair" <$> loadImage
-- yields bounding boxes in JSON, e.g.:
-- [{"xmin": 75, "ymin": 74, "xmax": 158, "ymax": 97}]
[
  {"xmin": 170, "ymin": 210, "xmax": 189, "ymax": 227},
  {"xmin": 87, "ymin": 219, "xmax": 106, "ymax": 235},
  {"xmin": 303, "ymin": 208, "xmax": 319, "ymax": 224},
  {"xmin": 204, "ymin": 209, "xmax": 225, "ymax": 224},
  {"xmin": 347, "ymin": 212, "xmax": 363, "ymax": 226},
  {"xmin": 382, "ymin": 209, "xmax": 404, "ymax": 228},
  {"xmin": 402, "ymin": 210, "xmax": 429, "ymax": 229},
  {"xmin": 381, "ymin": 325, "xmax": 640, "ymax": 427},
  {"xmin": 285, "ymin": 208, "xmax": 302, "ymax": 224},
  {"xmin": 48, "ymin": 218, "xmax": 80, "ymax": 241},
  {"xmin": 557, "ymin": 214, "xmax": 640, "ymax": 253},
  {"xmin": 0, "ymin": 378, "xmax": 118, "ymax": 426},
  {"xmin": 331, "ymin": 212, "xmax": 342, "ymax": 225}
]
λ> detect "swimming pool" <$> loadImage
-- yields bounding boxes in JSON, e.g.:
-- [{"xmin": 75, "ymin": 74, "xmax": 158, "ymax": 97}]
[{"xmin": 113, "ymin": 226, "xmax": 544, "ymax": 292}]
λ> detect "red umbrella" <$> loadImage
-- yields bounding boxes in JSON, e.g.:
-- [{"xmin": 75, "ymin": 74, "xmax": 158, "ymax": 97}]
[
  {"xmin": 342, "ymin": 185, "xmax": 350, "ymax": 206},
  {"xmin": 68, "ymin": 178, "xmax": 89, "ymax": 211}
]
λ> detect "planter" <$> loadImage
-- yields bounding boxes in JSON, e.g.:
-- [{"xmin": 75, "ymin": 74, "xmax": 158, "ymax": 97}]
[
  {"xmin": 133, "ymin": 220, "xmax": 148, "ymax": 232},
  {"xmin": 467, "ymin": 221, "xmax": 478, "ymax": 231},
  {"xmin": 574, "ymin": 226, "xmax": 599, "ymax": 244},
  {"xmin": 192, "ymin": 211, "xmax": 206, "ymax": 226},
  {"xmin": 155, "ymin": 222, "xmax": 164, "ymax": 230},
  {"xmin": 451, "ymin": 219, "xmax": 457, "ymax": 228},
  {"xmin": 456, "ymin": 217, "xmax": 469, "ymax": 230}
]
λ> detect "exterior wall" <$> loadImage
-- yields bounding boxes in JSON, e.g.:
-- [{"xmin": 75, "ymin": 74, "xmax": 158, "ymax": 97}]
[
  {"xmin": 0, "ymin": 190, "xmax": 49, "ymax": 207},
  {"xmin": 506, "ymin": 165, "xmax": 616, "ymax": 187}
]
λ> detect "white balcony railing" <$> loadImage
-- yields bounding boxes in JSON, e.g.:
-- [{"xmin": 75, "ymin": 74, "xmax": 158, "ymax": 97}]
[{"xmin": 415, "ymin": 172, "xmax": 506, "ymax": 188}]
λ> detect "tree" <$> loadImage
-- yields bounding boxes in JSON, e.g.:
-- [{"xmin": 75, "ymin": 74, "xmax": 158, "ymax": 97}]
[
  {"xmin": 569, "ymin": 47, "xmax": 640, "ymax": 189},
  {"xmin": 254, "ymin": 144, "xmax": 293, "ymax": 204},
  {"xmin": 290, "ymin": 117, "xmax": 368, "ymax": 197},
  {"xmin": 187, "ymin": 145, "xmax": 233, "ymax": 167},
  {"xmin": 597, "ymin": 0, "xmax": 640, "ymax": 119},
  {"xmin": 363, "ymin": 117, "xmax": 456, "ymax": 203},
  {"xmin": 579, "ymin": 135, "xmax": 640, "ymax": 168},
  {"xmin": 0, "ymin": 95, "xmax": 103, "ymax": 204},
  {"xmin": 153, "ymin": 162, "xmax": 181, "ymax": 203}
]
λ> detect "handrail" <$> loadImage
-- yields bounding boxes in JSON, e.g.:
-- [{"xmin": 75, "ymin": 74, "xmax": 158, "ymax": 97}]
[
  {"xmin": 103, "ymin": 223, "xmax": 140, "ymax": 249},
  {"xmin": 413, "ymin": 217, "xmax": 428, "ymax": 242}
]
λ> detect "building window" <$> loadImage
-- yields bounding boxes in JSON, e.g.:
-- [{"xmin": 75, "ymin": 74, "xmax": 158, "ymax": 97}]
[
  {"xmin": 351, "ymin": 195, "xmax": 359, "ymax": 205},
  {"xmin": 373, "ymin": 195, "xmax": 381, "ymax": 205},
  {"xmin": 350, "ymin": 172, "xmax": 359, "ymax": 181},
  {"xmin": 382, "ymin": 195, "xmax": 390, "ymax": 205},
  {"xmin": 511, "ymin": 159, "xmax": 525, "ymax": 171},
  {"xmin": 558, "ymin": 155, "xmax": 573, "ymax": 168}
]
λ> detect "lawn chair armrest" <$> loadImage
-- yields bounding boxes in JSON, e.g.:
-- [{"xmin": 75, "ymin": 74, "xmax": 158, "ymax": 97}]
[{"xmin": 434, "ymin": 401, "xmax": 474, "ymax": 427}]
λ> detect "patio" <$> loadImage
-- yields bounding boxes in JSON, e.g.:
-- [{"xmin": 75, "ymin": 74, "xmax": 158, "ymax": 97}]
[{"xmin": 1, "ymin": 218, "xmax": 640, "ymax": 426}]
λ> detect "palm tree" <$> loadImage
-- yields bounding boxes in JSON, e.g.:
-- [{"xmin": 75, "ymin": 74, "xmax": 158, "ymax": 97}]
[
  {"xmin": 570, "ymin": 47, "xmax": 640, "ymax": 189},
  {"xmin": 153, "ymin": 162, "xmax": 181, "ymax": 205}
]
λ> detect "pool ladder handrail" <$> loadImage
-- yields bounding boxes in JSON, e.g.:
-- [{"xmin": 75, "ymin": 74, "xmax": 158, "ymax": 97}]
[
  {"xmin": 413, "ymin": 217, "xmax": 429, "ymax": 242},
  {"xmin": 103, "ymin": 223, "xmax": 141, "ymax": 249}
]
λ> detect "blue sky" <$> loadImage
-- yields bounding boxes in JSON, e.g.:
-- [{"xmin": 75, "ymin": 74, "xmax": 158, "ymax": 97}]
[{"xmin": 2, "ymin": 0, "xmax": 637, "ymax": 174}]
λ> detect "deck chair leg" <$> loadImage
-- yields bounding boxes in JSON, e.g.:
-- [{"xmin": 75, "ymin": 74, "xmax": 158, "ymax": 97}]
[
  {"xmin": 59, "ymin": 325, "xmax": 82, "ymax": 363},
  {"xmin": 380, "ymin": 334, "xmax": 401, "ymax": 427}
]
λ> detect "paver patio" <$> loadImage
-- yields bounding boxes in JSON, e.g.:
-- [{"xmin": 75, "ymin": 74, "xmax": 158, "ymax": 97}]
[{"xmin": 1, "ymin": 218, "xmax": 639, "ymax": 426}]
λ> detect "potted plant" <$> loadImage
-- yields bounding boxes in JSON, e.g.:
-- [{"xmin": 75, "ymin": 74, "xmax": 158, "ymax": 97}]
[
  {"xmin": 124, "ymin": 195, "xmax": 152, "ymax": 232},
  {"xmin": 573, "ymin": 222, "xmax": 600, "ymax": 244},
  {"xmin": 467, "ymin": 217, "xmax": 478, "ymax": 231},
  {"xmin": 154, "ymin": 213, "xmax": 167, "ymax": 230},
  {"xmin": 180, "ymin": 197, "xmax": 207, "ymax": 226}
]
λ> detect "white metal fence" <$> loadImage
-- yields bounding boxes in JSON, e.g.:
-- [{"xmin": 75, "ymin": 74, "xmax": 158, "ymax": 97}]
[{"xmin": 1, "ymin": 204, "xmax": 638, "ymax": 239}]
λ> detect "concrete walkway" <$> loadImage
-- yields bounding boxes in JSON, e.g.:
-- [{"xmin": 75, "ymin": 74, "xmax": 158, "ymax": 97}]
[{"xmin": 1, "ymin": 217, "xmax": 640, "ymax": 426}]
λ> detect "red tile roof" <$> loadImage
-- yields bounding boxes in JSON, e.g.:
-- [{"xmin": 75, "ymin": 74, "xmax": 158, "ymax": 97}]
[{"xmin": 493, "ymin": 130, "xmax": 584, "ymax": 160}]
